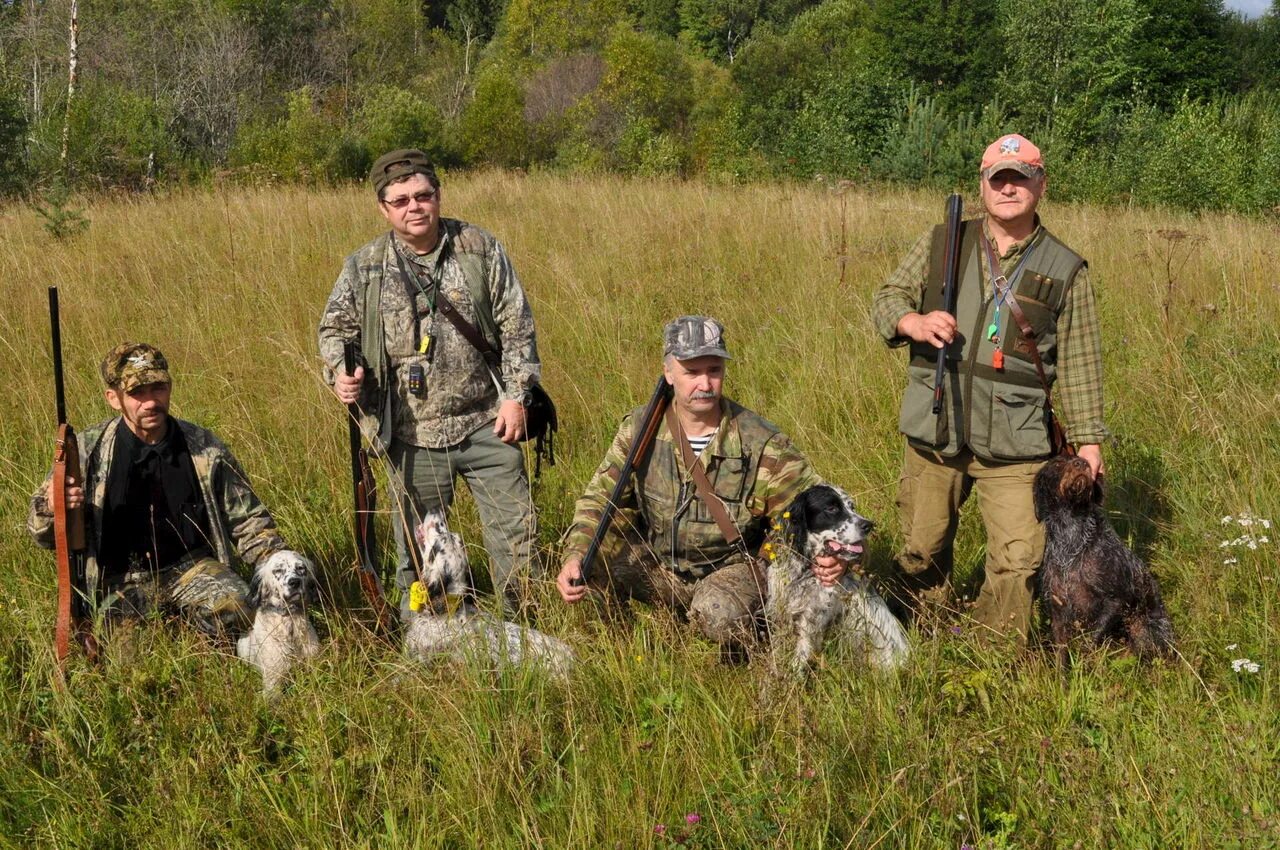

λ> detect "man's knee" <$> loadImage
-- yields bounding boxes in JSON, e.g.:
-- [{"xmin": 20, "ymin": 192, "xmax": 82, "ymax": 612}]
[{"xmin": 688, "ymin": 574, "xmax": 759, "ymax": 645}]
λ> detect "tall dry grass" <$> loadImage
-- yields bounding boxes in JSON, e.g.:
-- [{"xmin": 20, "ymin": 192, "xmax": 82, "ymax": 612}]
[{"xmin": 0, "ymin": 174, "xmax": 1276, "ymax": 848}]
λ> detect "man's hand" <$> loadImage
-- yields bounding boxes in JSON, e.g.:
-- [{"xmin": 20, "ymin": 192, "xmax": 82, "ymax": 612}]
[
  {"xmin": 494, "ymin": 399, "xmax": 526, "ymax": 443},
  {"xmin": 335, "ymin": 365, "xmax": 363, "ymax": 406},
  {"xmin": 1077, "ymin": 444, "xmax": 1104, "ymax": 480},
  {"xmin": 811, "ymin": 553, "xmax": 846, "ymax": 587},
  {"xmin": 65, "ymin": 476, "xmax": 85, "ymax": 511},
  {"xmin": 556, "ymin": 557, "xmax": 587, "ymax": 603},
  {"xmin": 898, "ymin": 310, "xmax": 957, "ymax": 349}
]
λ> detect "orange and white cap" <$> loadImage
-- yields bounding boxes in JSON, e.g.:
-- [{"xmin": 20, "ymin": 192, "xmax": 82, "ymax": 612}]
[{"xmin": 981, "ymin": 134, "xmax": 1044, "ymax": 179}]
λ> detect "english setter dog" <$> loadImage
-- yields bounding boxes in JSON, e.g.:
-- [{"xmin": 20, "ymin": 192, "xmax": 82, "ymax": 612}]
[
  {"xmin": 766, "ymin": 484, "xmax": 910, "ymax": 675},
  {"xmin": 403, "ymin": 512, "xmax": 574, "ymax": 678},
  {"xmin": 1034, "ymin": 455, "xmax": 1174, "ymax": 664},
  {"xmin": 237, "ymin": 549, "xmax": 321, "ymax": 695}
]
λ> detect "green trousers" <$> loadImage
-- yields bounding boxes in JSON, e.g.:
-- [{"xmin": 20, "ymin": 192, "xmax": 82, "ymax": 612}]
[
  {"xmin": 389, "ymin": 422, "xmax": 536, "ymax": 616},
  {"xmin": 894, "ymin": 443, "xmax": 1046, "ymax": 639}
]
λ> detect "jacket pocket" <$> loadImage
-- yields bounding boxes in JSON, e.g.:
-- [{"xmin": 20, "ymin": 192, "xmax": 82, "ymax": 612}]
[
  {"xmin": 899, "ymin": 364, "xmax": 949, "ymax": 449},
  {"xmin": 987, "ymin": 389, "xmax": 1051, "ymax": 460}
]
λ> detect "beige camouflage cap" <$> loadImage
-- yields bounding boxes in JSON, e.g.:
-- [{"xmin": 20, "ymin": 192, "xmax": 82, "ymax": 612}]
[
  {"xmin": 663, "ymin": 316, "xmax": 732, "ymax": 360},
  {"xmin": 101, "ymin": 342, "xmax": 171, "ymax": 392},
  {"xmin": 370, "ymin": 149, "xmax": 438, "ymax": 196}
]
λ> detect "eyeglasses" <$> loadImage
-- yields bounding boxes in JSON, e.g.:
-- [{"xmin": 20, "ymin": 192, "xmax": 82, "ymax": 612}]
[{"xmin": 382, "ymin": 189, "xmax": 438, "ymax": 209}]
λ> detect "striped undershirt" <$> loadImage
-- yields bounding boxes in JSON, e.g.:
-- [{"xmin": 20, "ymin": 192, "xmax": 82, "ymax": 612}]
[{"xmin": 686, "ymin": 429, "xmax": 717, "ymax": 457}]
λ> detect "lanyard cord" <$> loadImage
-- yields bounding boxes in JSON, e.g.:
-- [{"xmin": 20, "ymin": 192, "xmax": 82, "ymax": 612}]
[{"xmin": 983, "ymin": 233, "xmax": 1038, "ymax": 340}]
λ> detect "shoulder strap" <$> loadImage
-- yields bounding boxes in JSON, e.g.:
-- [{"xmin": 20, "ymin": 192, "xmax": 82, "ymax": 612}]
[
  {"xmin": 392, "ymin": 241, "xmax": 503, "ymax": 375},
  {"xmin": 664, "ymin": 406, "xmax": 746, "ymax": 553}
]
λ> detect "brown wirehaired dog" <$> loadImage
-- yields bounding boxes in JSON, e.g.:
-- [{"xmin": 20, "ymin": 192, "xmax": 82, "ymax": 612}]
[{"xmin": 1033, "ymin": 456, "xmax": 1174, "ymax": 663}]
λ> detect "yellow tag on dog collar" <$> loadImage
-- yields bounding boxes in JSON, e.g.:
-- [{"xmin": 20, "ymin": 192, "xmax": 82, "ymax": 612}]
[{"xmin": 409, "ymin": 581, "xmax": 428, "ymax": 612}]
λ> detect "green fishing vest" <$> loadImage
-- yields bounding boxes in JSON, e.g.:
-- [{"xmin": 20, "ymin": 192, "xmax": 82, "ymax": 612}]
[
  {"xmin": 633, "ymin": 399, "xmax": 779, "ymax": 578},
  {"xmin": 898, "ymin": 219, "xmax": 1086, "ymax": 461},
  {"xmin": 353, "ymin": 219, "xmax": 503, "ymax": 446}
]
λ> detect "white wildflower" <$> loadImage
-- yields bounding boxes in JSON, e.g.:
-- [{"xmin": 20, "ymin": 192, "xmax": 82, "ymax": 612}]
[
  {"xmin": 1223, "ymin": 557, "xmax": 1238, "ymax": 565},
  {"xmin": 1231, "ymin": 658, "xmax": 1261, "ymax": 674},
  {"xmin": 1221, "ymin": 516, "xmax": 1234, "ymax": 525},
  {"xmin": 1226, "ymin": 643, "xmax": 1238, "ymax": 651}
]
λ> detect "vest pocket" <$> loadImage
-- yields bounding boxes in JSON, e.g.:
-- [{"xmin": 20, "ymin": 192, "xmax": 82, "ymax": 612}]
[
  {"xmin": 899, "ymin": 364, "xmax": 949, "ymax": 448},
  {"xmin": 988, "ymin": 389, "xmax": 1051, "ymax": 460}
]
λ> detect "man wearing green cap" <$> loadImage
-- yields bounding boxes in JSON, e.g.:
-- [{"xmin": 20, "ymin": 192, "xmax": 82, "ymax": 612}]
[
  {"xmin": 318, "ymin": 149, "xmax": 542, "ymax": 616},
  {"xmin": 871, "ymin": 133, "xmax": 1108, "ymax": 641},
  {"xmin": 27, "ymin": 342, "xmax": 287, "ymax": 638},
  {"xmin": 555, "ymin": 316, "xmax": 840, "ymax": 656}
]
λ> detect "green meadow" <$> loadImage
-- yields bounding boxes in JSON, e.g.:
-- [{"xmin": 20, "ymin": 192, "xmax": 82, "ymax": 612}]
[{"xmin": 0, "ymin": 174, "xmax": 1276, "ymax": 848}]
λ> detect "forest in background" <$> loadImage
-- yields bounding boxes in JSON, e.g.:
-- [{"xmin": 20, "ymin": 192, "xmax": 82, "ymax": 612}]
[{"xmin": 2, "ymin": 0, "xmax": 1280, "ymax": 213}]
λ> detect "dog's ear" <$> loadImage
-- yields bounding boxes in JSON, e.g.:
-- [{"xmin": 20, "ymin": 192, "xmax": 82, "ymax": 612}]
[
  {"xmin": 784, "ymin": 491, "xmax": 810, "ymax": 553},
  {"xmin": 414, "ymin": 520, "xmax": 427, "ymax": 551},
  {"xmin": 246, "ymin": 569, "xmax": 262, "ymax": 609},
  {"xmin": 1092, "ymin": 473, "xmax": 1105, "ymax": 506}
]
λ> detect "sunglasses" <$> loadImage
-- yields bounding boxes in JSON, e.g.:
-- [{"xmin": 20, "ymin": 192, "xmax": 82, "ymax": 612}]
[{"xmin": 382, "ymin": 189, "xmax": 438, "ymax": 209}]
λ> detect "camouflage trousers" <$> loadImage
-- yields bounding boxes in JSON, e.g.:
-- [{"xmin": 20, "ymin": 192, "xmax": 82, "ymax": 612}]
[
  {"xmin": 99, "ymin": 556, "xmax": 253, "ymax": 640},
  {"xmin": 586, "ymin": 531, "xmax": 767, "ymax": 649},
  {"xmin": 893, "ymin": 444, "xmax": 1046, "ymax": 641}
]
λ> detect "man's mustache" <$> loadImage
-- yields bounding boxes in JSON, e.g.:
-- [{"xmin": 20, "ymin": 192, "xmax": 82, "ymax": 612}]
[{"xmin": 691, "ymin": 391, "xmax": 718, "ymax": 400}]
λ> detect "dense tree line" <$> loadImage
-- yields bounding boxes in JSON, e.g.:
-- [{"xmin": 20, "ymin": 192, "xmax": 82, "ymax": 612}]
[{"xmin": 1, "ymin": 0, "xmax": 1278, "ymax": 212}]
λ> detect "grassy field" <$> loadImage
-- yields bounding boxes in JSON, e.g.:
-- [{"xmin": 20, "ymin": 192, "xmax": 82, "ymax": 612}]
[{"xmin": 0, "ymin": 173, "xmax": 1276, "ymax": 848}]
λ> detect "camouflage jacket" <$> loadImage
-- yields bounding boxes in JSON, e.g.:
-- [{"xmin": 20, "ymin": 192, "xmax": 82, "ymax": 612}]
[
  {"xmin": 27, "ymin": 417, "xmax": 285, "ymax": 590},
  {"xmin": 564, "ymin": 398, "xmax": 821, "ymax": 579},
  {"xmin": 318, "ymin": 219, "xmax": 541, "ymax": 450}
]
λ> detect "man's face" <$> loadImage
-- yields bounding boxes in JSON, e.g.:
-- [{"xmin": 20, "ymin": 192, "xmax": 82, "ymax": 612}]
[
  {"xmin": 980, "ymin": 169, "xmax": 1046, "ymax": 227},
  {"xmin": 105, "ymin": 381, "xmax": 172, "ymax": 439},
  {"xmin": 663, "ymin": 355, "xmax": 725, "ymax": 416},
  {"xmin": 378, "ymin": 173, "xmax": 441, "ymax": 245}
]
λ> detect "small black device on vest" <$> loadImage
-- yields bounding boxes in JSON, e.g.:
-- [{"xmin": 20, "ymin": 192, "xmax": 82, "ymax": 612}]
[{"xmin": 408, "ymin": 364, "xmax": 426, "ymax": 397}]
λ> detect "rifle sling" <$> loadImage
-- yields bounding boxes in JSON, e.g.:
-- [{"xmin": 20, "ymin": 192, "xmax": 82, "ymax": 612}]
[
  {"xmin": 663, "ymin": 407, "xmax": 750, "ymax": 559},
  {"xmin": 394, "ymin": 248, "xmax": 504, "ymax": 374},
  {"xmin": 51, "ymin": 430, "xmax": 73, "ymax": 663}
]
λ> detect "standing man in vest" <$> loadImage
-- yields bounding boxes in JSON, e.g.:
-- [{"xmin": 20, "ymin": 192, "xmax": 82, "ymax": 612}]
[
  {"xmin": 556, "ymin": 316, "xmax": 842, "ymax": 656},
  {"xmin": 871, "ymin": 134, "xmax": 1107, "ymax": 641},
  {"xmin": 319, "ymin": 150, "xmax": 541, "ymax": 616}
]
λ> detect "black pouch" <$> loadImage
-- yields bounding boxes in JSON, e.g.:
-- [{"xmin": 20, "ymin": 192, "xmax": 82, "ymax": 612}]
[{"xmin": 521, "ymin": 383, "xmax": 558, "ymax": 475}]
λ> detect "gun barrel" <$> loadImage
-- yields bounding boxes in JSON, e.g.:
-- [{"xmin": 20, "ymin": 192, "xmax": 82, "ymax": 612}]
[
  {"xmin": 578, "ymin": 376, "xmax": 673, "ymax": 584},
  {"xmin": 49, "ymin": 287, "xmax": 67, "ymax": 425},
  {"xmin": 931, "ymin": 193, "xmax": 964, "ymax": 415}
]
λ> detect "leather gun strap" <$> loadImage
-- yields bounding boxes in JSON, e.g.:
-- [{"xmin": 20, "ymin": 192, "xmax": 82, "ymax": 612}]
[
  {"xmin": 664, "ymin": 407, "xmax": 744, "ymax": 551},
  {"xmin": 981, "ymin": 236, "xmax": 1056, "ymax": 405},
  {"xmin": 51, "ymin": 428, "xmax": 73, "ymax": 663}
]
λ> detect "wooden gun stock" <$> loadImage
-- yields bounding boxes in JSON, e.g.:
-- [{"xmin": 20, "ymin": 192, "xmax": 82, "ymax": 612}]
[
  {"xmin": 576, "ymin": 376, "xmax": 673, "ymax": 585},
  {"xmin": 344, "ymin": 343, "xmax": 395, "ymax": 633},
  {"xmin": 932, "ymin": 193, "xmax": 964, "ymax": 415},
  {"xmin": 48, "ymin": 286, "xmax": 98, "ymax": 667}
]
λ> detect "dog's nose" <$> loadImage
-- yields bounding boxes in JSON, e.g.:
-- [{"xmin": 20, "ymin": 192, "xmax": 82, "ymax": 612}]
[{"xmin": 859, "ymin": 518, "xmax": 876, "ymax": 535}]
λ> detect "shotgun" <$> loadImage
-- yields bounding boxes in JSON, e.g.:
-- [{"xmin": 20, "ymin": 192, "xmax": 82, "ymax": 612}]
[
  {"xmin": 48, "ymin": 286, "xmax": 99, "ymax": 666},
  {"xmin": 932, "ymin": 193, "xmax": 964, "ymax": 415},
  {"xmin": 575, "ymin": 376, "xmax": 674, "ymax": 585},
  {"xmin": 343, "ymin": 343, "xmax": 395, "ymax": 633}
]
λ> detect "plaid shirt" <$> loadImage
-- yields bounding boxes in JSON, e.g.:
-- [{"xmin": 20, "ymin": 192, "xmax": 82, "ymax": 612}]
[{"xmin": 871, "ymin": 218, "xmax": 1108, "ymax": 446}]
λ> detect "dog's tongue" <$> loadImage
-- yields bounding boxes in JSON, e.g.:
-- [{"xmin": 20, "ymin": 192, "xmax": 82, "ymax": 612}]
[{"xmin": 825, "ymin": 540, "xmax": 864, "ymax": 557}]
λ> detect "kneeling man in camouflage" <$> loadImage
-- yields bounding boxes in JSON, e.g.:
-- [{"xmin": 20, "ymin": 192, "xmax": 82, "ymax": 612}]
[
  {"xmin": 28, "ymin": 343, "xmax": 288, "ymax": 640},
  {"xmin": 556, "ymin": 316, "xmax": 842, "ymax": 656}
]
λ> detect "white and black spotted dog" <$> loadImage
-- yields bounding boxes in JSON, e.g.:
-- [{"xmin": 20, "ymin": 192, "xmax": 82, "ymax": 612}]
[
  {"xmin": 766, "ymin": 485, "xmax": 910, "ymax": 675},
  {"xmin": 237, "ymin": 549, "xmax": 322, "ymax": 695},
  {"xmin": 403, "ymin": 512, "xmax": 574, "ymax": 678}
]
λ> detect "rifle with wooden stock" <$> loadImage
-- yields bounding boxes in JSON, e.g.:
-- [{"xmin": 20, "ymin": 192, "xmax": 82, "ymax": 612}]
[
  {"xmin": 575, "ymin": 376, "xmax": 674, "ymax": 586},
  {"xmin": 343, "ymin": 343, "xmax": 395, "ymax": 633},
  {"xmin": 47, "ymin": 286, "xmax": 99, "ymax": 668},
  {"xmin": 932, "ymin": 193, "xmax": 964, "ymax": 415}
]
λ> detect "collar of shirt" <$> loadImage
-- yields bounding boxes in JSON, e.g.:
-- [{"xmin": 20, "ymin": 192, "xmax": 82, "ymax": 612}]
[
  {"xmin": 392, "ymin": 230, "xmax": 447, "ymax": 270},
  {"xmin": 982, "ymin": 214, "xmax": 1043, "ymax": 264}
]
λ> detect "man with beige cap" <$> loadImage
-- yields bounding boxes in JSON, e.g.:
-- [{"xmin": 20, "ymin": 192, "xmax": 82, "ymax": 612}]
[
  {"xmin": 28, "ymin": 342, "xmax": 286, "ymax": 639},
  {"xmin": 871, "ymin": 134, "xmax": 1108, "ymax": 641}
]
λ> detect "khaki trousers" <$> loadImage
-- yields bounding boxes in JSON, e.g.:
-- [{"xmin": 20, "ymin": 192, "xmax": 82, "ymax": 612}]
[
  {"xmin": 894, "ymin": 444, "xmax": 1046, "ymax": 639},
  {"xmin": 389, "ymin": 423, "xmax": 536, "ymax": 616}
]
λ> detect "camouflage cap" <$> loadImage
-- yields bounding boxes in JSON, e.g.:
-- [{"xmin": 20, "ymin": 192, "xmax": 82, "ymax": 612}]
[
  {"xmin": 663, "ymin": 316, "xmax": 732, "ymax": 361},
  {"xmin": 370, "ymin": 149, "xmax": 438, "ymax": 196},
  {"xmin": 101, "ymin": 342, "xmax": 171, "ymax": 392}
]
